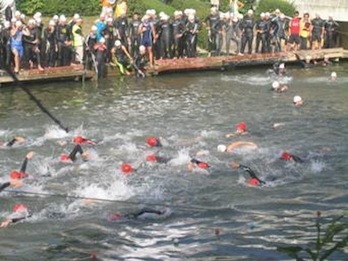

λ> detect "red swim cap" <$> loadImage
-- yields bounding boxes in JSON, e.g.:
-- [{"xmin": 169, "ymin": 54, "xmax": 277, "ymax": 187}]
[
  {"xmin": 281, "ymin": 152, "xmax": 292, "ymax": 161},
  {"xmin": 10, "ymin": 170, "xmax": 27, "ymax": 179},
  {"xmin": 236, "ymin": 122, "xmax": 247, "ymax": 132},
  {"xmin": 121, "ymin": 163, "xmax": 133, "ymax": 174},
  {"xmin": 146, "ymin": 154, "xmax": 157, "ymax": 162},
  {"xmin": 73, "ymin": 136, "xmax": 85, "ymax": 144},
  {"xmin": 198, "ymin": 162, "xmax": 209, "ymax": 169},
  {"xmin": 13, "ymin": 204, "xmax": 28, "ymax": 212},
  {"xmin": 248, "ymin": 178, "xmax": 260, "ymax": 186},
  {"xmin": 60, "ymin": 154, "xmax": 71, "ymax": 162},
  {"xmin": 108, "ymin": 212, "xmax": 122, "ymax": 221},
  {"xmin": 146, "ymin": 136, "xmax": 159, "ymax": 147}
]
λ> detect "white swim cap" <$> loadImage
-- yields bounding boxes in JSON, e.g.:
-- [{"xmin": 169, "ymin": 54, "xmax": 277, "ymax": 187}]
[
  {"xmin": 73, "ymin": 13, "xmax": 80, "ymax": 20},
  {"xmin": 188, "ymin": 14, "xmax": 195, "ymax": 22},
  {"xmin": 106, "ymin": 17, "xmax": 113, "ymax": 23},
  {"xmin": 217, "ymin": 145, "xmax": 227, "ymax": 152},
  {"xmin": 272, "ymin": 81, "xmax": 280, "ymax": 89},
  {"xmin": 247, "ymin": 9, "xmax": 253, "ymax": 15},
  {"xmin": 115, "ymin": 40, "xmax": 121, "ymax": 47},
  {"xmin": 280, "ymin": 13, "xmax": 285, "ymax": 19},
  {"xmin": 293, "ymin": 96, "xmax": 302, "ymax": 103},
  {"xmin": 53, "ymin": 15, "xmax": 59, "ymax": 21},
  {"xmin": 20, "ymin": 14, "xmax": 25, "ymax": 20},
  {"xmin": 260, "ymin": 12, "xmax": 265, "ymax": 18},
  {"xmin": 33, "ymin": 12, "xmax": 42, "ymax": 19},
  {"xmin": 279, "ymin": 63, "xmax": 285, "ymax": 69},
  {"xmin": 15, "ymin": 20, "xmax": 22, "ymax": 27},
  {"xmin": 331, "ymin": 72, "xmax": 337, "ymax": 78},
  {"xmin": 99, "ymin": 37, "xmax": 106, "ymax": 44},
  {"xmin": 59, "ymin": 15, "xmax": 67, "ymax": 22},
  {"xmin": 11, "ymin": 18, "xmax": 16, "ymax": 23},
  {"xmin": 139, "ymin": 45, "xmax": 146, "ymax": 52},
  {"xmin": 49, "ymin": 20, "xmax": 55, "ymax": 26},
  {"xmin": 4, "ymin": 21, "xmax": 10, "ymax": 29},
  {"xmin": 275, "ymin": 9, "xmax": 281, "ymax": 13},
  {"xmin": 28, "ymin": 19, "xmax": 36, "ymax": 25},
  {"xmin": 265, "ymin": 12, "xmax": 270, "ymax": 17},
  {"xmin": 15, "ymin": 10, "xmax": 21, "ymax": 17}
]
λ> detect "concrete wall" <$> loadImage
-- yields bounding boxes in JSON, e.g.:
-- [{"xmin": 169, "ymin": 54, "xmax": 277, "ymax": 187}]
[{"xmin": 287, "ymin": 0, "xmax": 348, "ymax": 22}]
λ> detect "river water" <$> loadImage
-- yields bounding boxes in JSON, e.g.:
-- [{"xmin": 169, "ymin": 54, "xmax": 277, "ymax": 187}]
[{"xmin": 0, "ymin": 64, "xmax": 348, "ymax": 260}]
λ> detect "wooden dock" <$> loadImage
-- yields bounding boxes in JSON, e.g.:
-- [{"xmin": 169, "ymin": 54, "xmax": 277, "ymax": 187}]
[
  {"xmin": 148, "ymin": 48, "xmax": 348, "ymax": 75},
  {"xmin": 0, "ymin": 65, "xmax": 94, "ymax": 85},
  {"xmin": 0, "ymin": 48, "xmax": 346, "ymax": 85}
]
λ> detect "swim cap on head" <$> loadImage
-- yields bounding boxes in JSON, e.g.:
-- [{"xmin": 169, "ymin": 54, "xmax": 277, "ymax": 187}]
[
  {"xmin": 248, "ymin": 178, "xmax": 260, "ymax": 186},
  {"xmin": 60, "ymin": 154, "xmax": 71, "ymax": 162},
  {"xmin": 279, "ymin": 63, "xmax": 285, "ymax": 69},
  {"xmin": 73, "ymin": 136, "xmax": 84, "ymax": 144},
  {"xmin": 121, "ymin": 163, "xmax": 133, "ymax": 174},
  {"xmin": 139, "ymin": 45, "xmax": 146, "ymax": 53},
  {"xmin": 217, "ymin": 144, "xmax": 227, "ymax": 152},
  {"xmin": 331, "ymin": 72, "xmax": 337, "ymax": 78},
  {"xmin": 281, "ymin": 152, "xmax": 292, "ymax": 161},
  {"xmin": 10, "ymin": 170, "xmax": 26, "ymax": 179},
  {"xmin": 236, "ymin": 122, "xmax": 247, "ymax": 132},
  {"xmin": 146, "ymin": 136, "xmax": 160, "ymax": 147},
  {"xmin": 99, "ymin": 37, "xmax": 106, "ymax": 44},
  {"xmin": 146, "ymin": 154, "xmax": 157, "ymax": 162},
  {"xmin": 13, "ymin": 204, "xmax": 28, "ymax": 212},
  {"xmin": 197, "ymin": 162, "xmax": 209, "ymax": 169},
  {"xmin": 293, "ymin": 95, "xmax": 302, "ymax": 103},
  {"xmin": 108, "ymin": 212, "xmax": 122, "ymax": 221},
  {"xmin": 272, "ymin": 81, "xmax": 280, "ymax": 89},
  {"xmin": 115, "ymin": 40, "xmax": 121, "ymax": 47}
]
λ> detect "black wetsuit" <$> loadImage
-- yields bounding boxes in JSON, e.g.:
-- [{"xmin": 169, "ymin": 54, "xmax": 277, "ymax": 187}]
[
  {"xmin": 205, "ymin": 13, "xmax": 221, "ymax": 56},
  {"xmin": 0, "ymin": 182, "xmax": 11, "ymax": 193},
  {"xmin": 23, "ymin": 26, "xmax": 42, "ymax": 69},
  {"xmin": 125, "ymin": 208, "xmax": 164, "ymax": 219},
  {"xmin": 134, "ymin": 53, "xmax": 147, "ymax": 76},
  {"xmin": 103, "ymin": 24, "xmax": 116, "ymax": 63},
  {"xmin": 159, "ymin": 20, "xmax": 172, "ymax": 59},
  {"xmin": 129, "ymin": 18, "xmax": 141, "ymax": 57},
  {"xmin": 311, "ymin": 18, "xmax": 324, "ymax": 43},
  {"xmin": 271, "ymin": 16, "xmax": 287, "ymax": 52},
  {"xmin": 255, "ymin": 19, "xmax": 269, "ymax": 53},
  {"xmin": 85, "ymin": 33, "xmax": 98, "ymax": 71},
  {"xmin": 172, "ymin": 18, "xmax": 185, "ymax": 58},
  {"xmin": 0, "ymin": 27, "xmax": 11, "ymax": 68},
  {"xmin": 324, "ymin": 19, "xmax": 339, "ymax": 48},
  {"xmin": 69, "ymin": 144, "xmax": 84, "ymax": 162},
  {"xmin": 115, "ymin": 16, "xmax": 129, "ymax": 48},
  {"xmin": 43, "ymin": 26, "xmax": 57, "ymax": 67},
  {"xmin": 238, "ymin": 164, "xmax": 266, "ymax": 185},
  {"xmin": 185, "ymin": 21, "xmax": 199, "ymax": 58},
  {"xmin": 56, "ymin": 23, "xmax": 72, "ymax": 66},
  {"xmin": 240, "ymin": 15, "xmax": 254, "ymax": 54}
]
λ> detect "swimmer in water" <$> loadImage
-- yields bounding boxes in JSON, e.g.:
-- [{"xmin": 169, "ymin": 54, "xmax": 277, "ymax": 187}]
[
  {"xmin": 217, "ymin": 141, "xmax": 258, "ymax": 153},
  {"xmin": 0, "ymin": 179, "xmax": 22, "ymax": 193},
  {"xmin": 109, "ymin": 207, "xmax": 171, "ymax": 221},
  {"xmin": 330, "ymin": 72, "xmax": 337, "ymax": 81},
  {"xmin": 271, "ymin": 81, "xmax": 288, "ymax": 93},
  {"xmin": 60, "ymin": 144, "xmax": 89, "ymax": 163},
  {"xmin": 293, "ymin": 95, "xmax": 303, "ymax": 106},
  {"xmin": 146, "ymin": 136, "xmax": 162, "ymax": 147},
  {"xmin": 0, "ymin": 204, "xmax": 31, "ymax": 228},
  {"xmin": 0, "ymin": 136, "xmax": 26, "ymax": 148},
  {"xmin": 187, "ymin": 158, "xmax": 210, "ymax": 171},
  {"xmin": 230, "ymin": 162, "xmax": 266, "ymax": 186},
  {"xmin": 280, "ymin": 152, "xmax": 304, "ymax": 163},
  {"xmin": 226, "ymin": 122, "xmax": 248, "ymax": 138},
  {"xmin": 272, "ymin": 62, "xmax": 286, "ymax": 76},
  {"xmin": 9, "ymin": 151, "xmax": 35, "ymax": 179},
  {"xmin": 73, "ymin": 135, "xmax": 97, "ymax": 145},
  {"xmin": 146, "ymin": 153, "xmax": 171, "ymax": 164}
]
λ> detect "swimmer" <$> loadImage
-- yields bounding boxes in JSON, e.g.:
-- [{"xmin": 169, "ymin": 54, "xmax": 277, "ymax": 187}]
[
  {"xmin": 0, "ymin": 136, "xmax": 26, "ymax": 148},
  {"xmin": 146, "ymin": 153, "xmax": 171, "ymax": 164},
  {"xmin": 272, "ymin": 62, "xmax": 286, "ymax": 76},
  {"xmin": 60, "ymin": 144, "xmax": 89, "ymax": 163},
  {"xmin": 187, "ymin": 158, "xmax": 209, "ymax": 171},
  {"xmin": 146, "ymin": 136, "xmax": 162, "ymax": 147},
  {"xmin": 226, "ymin": 122, "xmax": 248, "ymax": 138},
  {"xmin": 322, "ymin": 55, "xmax": 332, "ymax": 66},
  {"xmin": 217, "ymin": 141, "xmax": 258, "ymax": 153},
  {"xmin": 271, "ymin": 81, "xmax": 288, "ymax": 93},
  {"xmin": 280, "ymin": 152, "xmax": 304, "ymax": 163},
  {"xmin": 0, "ymin": 204, "xmax": 31, "ymax": 228},
  {"xmin": 293, "ymin": 95, "xmax": 303, "ymax": 106},
  {"xmin": 0, "ymin": 180, "xmax": 22, "ymax": 193},
  {"xmin": 330, "ymin": 72, "xmax": 337, "ymax": 81},
  {"xmin": 295, "ymin": 53, "xmax": 316, "ymax": 69},
  {"xmin": 9, "ymin": 151, "xmax": 35, "ymax": 179},
  {"xmin": 73, "ymin": 135, "xmax": 97, "ymax": 145},
  {"xmin": 230, "ymin": 162, "xmax": 266, "ymax": 186},
  {"xmin": 109, "ymin": 207, "xmax": 171, "ymax": 221}
]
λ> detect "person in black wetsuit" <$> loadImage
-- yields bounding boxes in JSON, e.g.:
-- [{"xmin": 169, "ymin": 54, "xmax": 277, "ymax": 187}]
[
  {"xmin": 172, "ymin": 11, "xmax": 185, "ymax": 58},
  {"xmin": 23, "ymin": 19, "xmax": 43, "ymax": 71},
  {"xmin": 187, "ymin": 158, "xmax": 210, "ymax": 171},
  {"xmin": 60, "ymin": 144, "xmax": 89, "ymax": 163},
  {"xmin": 240, "ymin": 9, "xmax": 255, "ymax": 55},
  {"xmin": 0, "ymin": 136, "xmax": 26, "ymax": 148},
  {"xmin": 158, "ymin": 13, "xmax": 172, "ymax": 59},
  {"xmin": 129, "ymin": 12, "xmax": 141, "ymax": 57},
  {"xmin": 324, "ymin": 16, "xmax": 339, "ymax": 48},
  {"xmin": 0, "ymin": 21, "xmax": 12, "ymax": 69},
  {"xmin": 0, "ymin": 180, "xmax": 22, "ymax": 194},
  {"xmin": 230, "ymin": 162, "xmax": 266, "ymax": 186},
  {"xmin": 280, "ymin": 152, "xmax": 304, "ymax": 163},
  {"xmin": 108, "ymin": 207, "xmax": 170, "ymax": 221},
  {"xmin": 43, "ymin": 20, "xmax": 57, "ymax": 67},
  {"xmin": 134, "ymin": 45, "xmax": 147, "ymax": 77},
  {"xmin": 56, "ymin": 15, "xmax": 72, "ymax": 66},
  {"xmin": 204, "ymin": 7, "xmax": 221, "ymax": 57},
  {"xmin": 146, "ymin": 153, "xmax": 171, "ymax": 164},
  {"xmin": 311, "ymin": 14, "xmax": 324, "ymax": 50},
  {"xmin": 9, "ymin": 151, "xmax": 34, "ymax": 180},
  {"xmin": 0, "ymin": 204, "xmax": 31, "ymax": 228},
  {"xmin": 111, "ymin": 39, "xmax": 133, "ymax": 76}
]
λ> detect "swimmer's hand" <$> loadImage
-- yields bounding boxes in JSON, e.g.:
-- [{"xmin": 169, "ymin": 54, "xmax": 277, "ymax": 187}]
[
  {"xmin": 0, "ymin": 219, "xmax": 12, "ymax": 228},
  {"xmin": 230, "ymin": 162, "xmax": 240, "ymax": 169},
  {"xmin": 81, "ymin": 152, "xmax": 89, "ymax": 161},
  {"xmin": 10, "ymin": 179, "xmax": 23, "ymax": 188},
  {"xmin": 26, "ymin": 151, "xmax": 35, "ymax": 159},
  {"xmin": 225, "ymin": 133, "xmax": 235, "ymax": 138}
]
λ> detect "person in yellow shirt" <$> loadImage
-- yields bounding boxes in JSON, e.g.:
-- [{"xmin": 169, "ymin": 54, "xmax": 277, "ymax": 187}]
[
  {"xmin": 114, "ymin": 0, "xmax": 128, "ymax": 18},
  {"xmin": 299, "ymin": 12, "xmax": 311, "ymax": 50}
]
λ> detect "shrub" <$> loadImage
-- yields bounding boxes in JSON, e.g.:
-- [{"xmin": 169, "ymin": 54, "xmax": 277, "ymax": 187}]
[{"xmin": 255, "ymin": 0, "xmax": 296, "ymax": 17}]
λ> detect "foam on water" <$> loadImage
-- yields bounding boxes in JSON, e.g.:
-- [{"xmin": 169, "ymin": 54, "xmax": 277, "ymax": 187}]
[{"xmin": 44, "ymin": 125, "xmax": 70, "ymax": 140}]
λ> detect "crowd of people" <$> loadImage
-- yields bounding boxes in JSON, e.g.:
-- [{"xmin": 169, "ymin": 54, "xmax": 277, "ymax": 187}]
[{"xmin": 0, "ymin": 0, "xmax": 341, "ymax": 77}]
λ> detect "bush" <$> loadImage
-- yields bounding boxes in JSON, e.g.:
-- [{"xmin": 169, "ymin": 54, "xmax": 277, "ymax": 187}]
[{"xmin": 255, "ymin": 0, "xmax": 296, "ymax": 17}]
